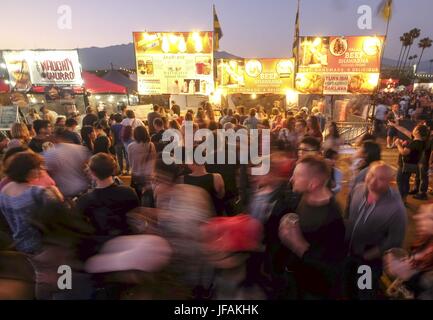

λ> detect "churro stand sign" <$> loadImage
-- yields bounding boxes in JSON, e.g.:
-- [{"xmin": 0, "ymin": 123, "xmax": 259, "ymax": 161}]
[{"xmin": 2, "ymin": 50, "xmax": 83, "ymax": 88}]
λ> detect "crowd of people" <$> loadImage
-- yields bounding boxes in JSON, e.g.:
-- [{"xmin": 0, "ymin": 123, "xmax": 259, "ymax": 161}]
[{"xmin": 0, "ymin": 95, "xmax": 433, "ymax": 300}]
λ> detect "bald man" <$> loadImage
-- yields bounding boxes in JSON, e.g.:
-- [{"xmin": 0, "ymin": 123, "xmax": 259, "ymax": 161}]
[{"xmin": 346, "ymin": 161, "xmax": 407, "ymax": 299}]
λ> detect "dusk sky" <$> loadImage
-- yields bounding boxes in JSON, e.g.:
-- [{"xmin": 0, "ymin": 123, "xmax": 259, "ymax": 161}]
[{"xmin": 1, "ymin": 0, "xmax": 433, "ymax": 60}]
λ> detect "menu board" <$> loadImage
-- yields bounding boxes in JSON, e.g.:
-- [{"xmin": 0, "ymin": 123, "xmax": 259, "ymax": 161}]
[
  {"xmin": 0, "ymin": 106, "xmax": 19, "ymax": 130},
  {"xmin": 216, "ymin": 58, "xmax": 295, "ymax": 94},
  {"xmin": 133, "ymin": 32, "xmax": 214, "ymax": 95}
]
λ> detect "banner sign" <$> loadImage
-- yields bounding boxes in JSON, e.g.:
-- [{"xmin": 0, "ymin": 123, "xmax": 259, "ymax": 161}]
[
  {"xmin": 296, "ymin": 72, "xmax": 380, "ymax": 95},
  {"xmin": 216, "ymin": 58, "xmax": 295, "ymax": 94},
  {"xmin": 298, "ymin": 36, "xmax": 384, "ymax": 73},
  {"xmin": 2, "ymin": 50, "xmax": 83, "ymax": 90},
  {"xmin": 296, "ymin": 35, "xmax": 383, "ymax": 94},
  {"xmin": 133, "ymin": 32, "xmax": 214, "ymax": 95}
]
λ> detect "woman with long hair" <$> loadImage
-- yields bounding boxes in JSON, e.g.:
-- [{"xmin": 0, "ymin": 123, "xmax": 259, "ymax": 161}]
[
  {"xmin": 350, "ymin": 140, "xmax": 382, "ymax": 191},
  {"xmin": 168, "ymin": 119, "xmax": 181, "ymax": 131},
  {"xmin": 278, "ymin": 117, "xmax": 297, "ymax": 154},
  {"xmin": 8, "ymin": 123, "xmax": 31, "ymax": 149},
  {"xmin": 81, "ymin": 125, "xmax": 96, "ymax": 153},
  {"xmin": 127, "ymin": 126, "xmax": 156, "ymax": 200},
  {"xmin": 204, "ymin": 102, "xmax": 216, "ymax": 122},
  {"xmin": 306, "ymin": 115, "xmax": 323, "ymax": 143},
  {"xmin": 195, "ymin": 109, "xmax": 208, "ymax": 129},
  {"xmin": 323, "ymin": 122, "xmax": 343, "ymax": 151}
]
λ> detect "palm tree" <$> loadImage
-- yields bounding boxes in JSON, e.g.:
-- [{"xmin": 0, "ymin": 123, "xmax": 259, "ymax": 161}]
[
  {"xmin": 398, "ymin": 33, "xmax": 412, "ymax": 71},
  {"xmin": 416, "ymin": 37, "xmax": 433, "ymax": 73},
  {"xmin": 396, "ymin": 35, "xmax": 406, "ymax": 68},
  {"xmin": 402, "ymin": 28, "xmax": 421, "ymax": 72}
]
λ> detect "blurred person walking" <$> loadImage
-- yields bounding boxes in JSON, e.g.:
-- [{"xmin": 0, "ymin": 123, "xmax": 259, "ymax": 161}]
[
  {"xmin": 0, "ymin": 152, "xmax": 63, "ymax": 254},
  {"xmin": 111, "ymin": 113, "xmax": 129, "ymax": 175},
  {"xmin": 44, "ymin": 128, "xmax": 91, "ymax": 200},
  {"xmin": 385, "ymin": 203, "xmax": 433, "ymax": 299},
  {"xmin": 128, "ymin": 126, "xmax": 156, "ymax": 202}
]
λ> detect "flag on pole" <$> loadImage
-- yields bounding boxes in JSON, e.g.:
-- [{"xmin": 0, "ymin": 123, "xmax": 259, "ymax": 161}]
[
  {"xmin": 213, "ymin": 5, "xmax": 223, "ymax": 51},
  {"xmin": 378, "ymin": 0, "xmax": 393, "ymax": 21},
  {"xmin": 292, "ymin": 0, "xmax": 300, "ymax": 73}
]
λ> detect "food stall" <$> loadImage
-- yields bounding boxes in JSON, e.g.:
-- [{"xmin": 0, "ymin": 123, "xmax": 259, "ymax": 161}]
[
  {"xmin": 81, "ymin": 71, "xmax": 129, "ymax": 115},
  {"xmin": 0, "ymin": 50, "xmax": 85, "ymax": 118},
  {"xmin": 133, "ymin": 31, "xmax": 214, "ymax": 112},
  {"xmin": 0, "ymin": 50, "xmax": 132, "ymax": 118},
  {"xmin": 102, "ymin": 70, "xmax": 139, "ymax": 106},
  {"xmin": 215, "ymin": 57, "xmax": 296, "ymax": 114}
]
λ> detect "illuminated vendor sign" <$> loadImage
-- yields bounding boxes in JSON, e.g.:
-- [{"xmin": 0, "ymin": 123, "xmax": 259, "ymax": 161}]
[
  {"xmin": 216, "ymin": 58, "xmax": 295, "ymax": 94},
  {"xmin": 296, "ymin": 36, "xmax": 383, "ymax": 94},
  {"xmin": 2, "ymin": 50, "xmax": 83, "ymax": 90},
  {"xmin": 133, "ymin": 32, "xmax": 214, "ymax": 95}
]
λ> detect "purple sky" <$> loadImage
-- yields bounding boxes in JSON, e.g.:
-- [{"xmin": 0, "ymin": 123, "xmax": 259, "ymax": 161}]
[{"xmin": 1, "ymin": 0, "xmax": 432, "ymax": 60}]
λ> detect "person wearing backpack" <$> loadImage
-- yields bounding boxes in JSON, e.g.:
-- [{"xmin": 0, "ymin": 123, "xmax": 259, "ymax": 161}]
[{"xmin": 121, "ymin": 110, "xmax": 145, "ymax": 157}]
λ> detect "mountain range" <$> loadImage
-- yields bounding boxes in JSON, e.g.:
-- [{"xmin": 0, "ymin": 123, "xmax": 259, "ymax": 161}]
[{"xmin": 77, "ymin": 43, "xmax": 433, "ymax": 73}]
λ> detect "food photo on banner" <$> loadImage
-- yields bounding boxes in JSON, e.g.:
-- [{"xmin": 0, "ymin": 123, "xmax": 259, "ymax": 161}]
[
  {"xmin": 2, "ymin": 50, "xmax": 83, "ymax": 87},
  {"xmin": 133, "ymin": 31, "xmax": 214, "ymax": 95},
  {"xmin": 296, "ymin": 36, "xmax": 383, "ymax": 94},
  {"xmin": 216, "ymin": 58, "xmax": 295, "ymax": 94}
]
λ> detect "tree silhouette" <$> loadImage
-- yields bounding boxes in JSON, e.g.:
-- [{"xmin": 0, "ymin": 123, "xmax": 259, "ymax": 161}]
[
  {"xmin": 416, "ymin": 37, "xmax": 433, "ymax": 73},
  {"xmin": 402, "ymin": 28, "xmax": 421, "ymax": 73}
]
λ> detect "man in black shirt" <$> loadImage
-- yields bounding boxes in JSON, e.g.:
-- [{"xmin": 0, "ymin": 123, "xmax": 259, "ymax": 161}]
[
  {"xmin": 76, "ymin": 153, "xmax": 140, "ymax": 248},
  {"xmin": 413, "ymin": 134, "xmax": 433, "ymax": 200},
  {"xmin": 151, "ymin": 118, "xmax": 166, "ymax": 153},
  {"xmin": 147, "ymin": 104, "xmax": 161, "ymax": 135},
  {"xmin": 392, "ymin": 123, "xmax": 429, "ymax": 203},
  {"xmin": 29, "ymin": 120, "xmax": 52, "ymax": 153},
  {"xmin": 279, "ymin": 156, "xmax": 346, "ymax": 299}
]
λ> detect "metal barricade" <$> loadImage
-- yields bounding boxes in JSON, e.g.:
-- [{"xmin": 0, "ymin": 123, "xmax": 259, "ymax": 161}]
[{"xmin": 324, "ymin": 122, "xmax": 373, "ymax": 145}]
